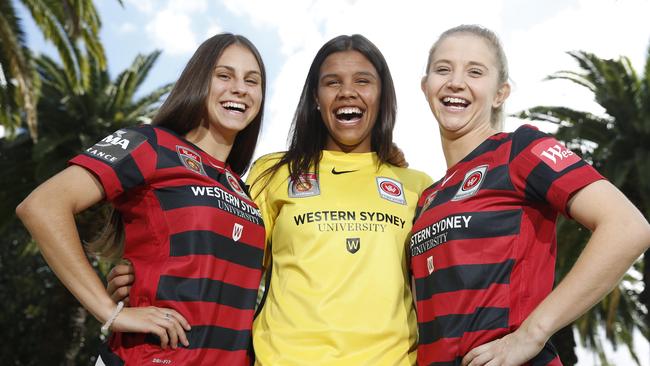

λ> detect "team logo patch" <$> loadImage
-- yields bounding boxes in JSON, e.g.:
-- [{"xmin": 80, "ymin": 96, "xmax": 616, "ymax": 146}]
[
  {"xmin": 346, "ymin": 237, "xmax": 361, "ymax": 254},
  {"xmin": 532, "ymin": 139, "xmax": 580, "ymax": 172},
  {"xmin": 427, "ymin": 256, "xmax": 435, "ymax": 274},
  {"xmin": 232, "ymin": 223, "xmax": 243, "ymax": 242},
  {"xmin": 85, "ymin": 129, "xmax": 146, "ymax": 165},
  {"xmin": 376, "ymin": 177, "xmax": 406, "ymax": 205},
  {"xmin": 225, "ymin": 170, "xmax": 249, "ymax": 199},
  {"xmin": 452, "ymin": 165, "xmax": 488, "ymax": 201},
  {"xmin": 288, "ymin": 173, "xmax": 320, "ymax": 198},
  {"xmin": 176, "ymin": 145, "xmax": 206, "ymax": 176}
]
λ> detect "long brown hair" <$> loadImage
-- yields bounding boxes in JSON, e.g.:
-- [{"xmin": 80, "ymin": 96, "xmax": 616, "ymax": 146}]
[
  {"xmin": 88, "ymin": 33, "xmax": 267, "ymax": 262},
  {"xmin": 254, "ymin": 34, "xmax": 396, "ymax": 192}
]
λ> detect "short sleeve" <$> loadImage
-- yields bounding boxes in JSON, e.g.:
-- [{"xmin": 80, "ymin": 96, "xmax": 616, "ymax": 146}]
[
  {"xmin": 69, "ymin": 125, "xmax": 158, "ymax": 202},
  {"xmin": 508, "ymin": 125, "xmax": 604, "ymax": 217}
]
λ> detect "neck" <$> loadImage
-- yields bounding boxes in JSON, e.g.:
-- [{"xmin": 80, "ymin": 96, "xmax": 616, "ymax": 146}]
[
  {"xmin": 184, "ymin": 122, "xmax": 235, "ymax": 162},
  {"xmin": 441, "ymin": 122, "xmax": 497, "ymax": 168}
]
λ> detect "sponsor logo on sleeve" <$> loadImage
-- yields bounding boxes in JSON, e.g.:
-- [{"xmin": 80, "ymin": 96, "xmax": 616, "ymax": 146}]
[
  {"xmin": 376, "ymin": 177, "xmax": 406, "ymax": 205},
  {"xmin": 346, "ymin": 237, "xmax": 361, "ymax": 253},
  {"xmin": 452, "ymin": 165, "xmax": 488, "ymax": 201},
  {"xmin": 84, "ymin": 129, "xmax": 146, "ymax": 165},
  {"xmin": 225, "ymin": 170, "xmax": 249, "ymax": 199},
  {"xmin": 427, "ymin": 255, "xmax": 435, "ymax": 274},
  {"xmin": 531, "ymin": 139, "xmax": 580, "ymax": 172},
  {"xmin": 232, "ymin": 223, "xmax": 243, "ymax": 242},
  {"xmin": 288, "ymin": 173, "xmax": 320, "ymax": 198},
  {"xmin": 176, "ymin": 145, "xmax": 206, "ymax": 176}
]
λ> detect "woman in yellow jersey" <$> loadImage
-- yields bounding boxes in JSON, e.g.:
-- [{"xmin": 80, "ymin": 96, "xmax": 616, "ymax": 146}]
[
  {"xmin": 246, "ymin": 34, "xmax": 431, "ymax": 365},
  {"xmin": 109, "ymin": 34, "xmax": 432, "ymax": 365}
]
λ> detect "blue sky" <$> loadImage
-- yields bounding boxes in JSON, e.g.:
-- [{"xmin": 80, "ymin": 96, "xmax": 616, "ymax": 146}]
[{"xmin": 18, "ymin": 0, "xmax": 650, "ymax": 364}]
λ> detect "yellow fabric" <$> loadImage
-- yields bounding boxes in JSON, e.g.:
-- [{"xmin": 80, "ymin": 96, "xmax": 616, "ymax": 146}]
[{"xmin": 247, "ymin": 150, "xmax": 433, "ymax": 366}]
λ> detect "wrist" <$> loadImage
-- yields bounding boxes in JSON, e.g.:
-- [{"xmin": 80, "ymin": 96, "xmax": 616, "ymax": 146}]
[
  {"xmin": 100, "ymin": 301, "xmax": 124, "ymax": 336},
  {"xmin": 519, "ymin": 315, "xmax": 554, "ymax": 348}
]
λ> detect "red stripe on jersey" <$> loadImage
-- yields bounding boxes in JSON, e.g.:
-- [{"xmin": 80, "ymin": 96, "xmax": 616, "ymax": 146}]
[
  {"xmin": 156, "ymin": 299, "xmax": 255, "ymax": 330},
  {"xmin": 163, "ymin": 254, "xmax": 262, "ymax": 290},
  {"xmin": 113, "ymin": 342, "xmax": 250, "ymax": 365},
  {"xmin": 416, "ymin": 284, "xmax": 511, "ymax": 322},
  {"xmin": 69, "ymin": 154, "xmax": 124, "ymax": 200},
  {"xmin": 165, "ymin": 206, "xmax": 265, "ymax": 249}
]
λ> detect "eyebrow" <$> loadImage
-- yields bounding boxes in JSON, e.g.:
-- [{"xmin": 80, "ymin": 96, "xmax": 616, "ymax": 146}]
[
  {"xmin": 434, "ymin": 59, "xmax": 488, "ymax": 69},
  {"xmin": 214, "ymin": 65, "xmax": 262, "ymax": 76},
  {"xmin": 320, "ymin": 71, "xmax": 378, "ymax": 80}
]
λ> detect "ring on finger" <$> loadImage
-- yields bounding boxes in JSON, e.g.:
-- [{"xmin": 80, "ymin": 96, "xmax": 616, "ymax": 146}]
[{"xmin": 164, "ymin": 313, "xmax": 171, "ymax": 321}]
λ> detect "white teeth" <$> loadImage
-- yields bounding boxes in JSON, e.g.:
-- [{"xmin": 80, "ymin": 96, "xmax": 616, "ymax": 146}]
[
  {"xmin": 442, "ymin": 97, "xmax": 469, "ymax": 105},
  {"xmin": 222, "ymin": 101, "xmax": 246, "ymax": 111},
  {"xmin": 336, "ymin": 106, "xmax": 363, "ymax": 115}
]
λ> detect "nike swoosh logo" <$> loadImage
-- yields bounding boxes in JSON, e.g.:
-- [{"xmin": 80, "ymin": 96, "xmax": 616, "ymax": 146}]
[
  {"xmin": 441, "ymin": 170, "xmax": 457, "ymax": 187},
  {"xmin": 331, "ymin": 167, "xmax": 359, "ymax": 175}
]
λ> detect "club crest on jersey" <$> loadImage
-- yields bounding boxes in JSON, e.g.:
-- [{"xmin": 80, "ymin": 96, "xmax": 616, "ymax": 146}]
[
  {"xmin": 288, "ymin": 173, "xmax": 320, "ymax": 198},
  {"xmin": 85, "ymin": 129, "xmax": 146, "ymax": 165},
  {"xmin": 376, "ymin": 177, "xmax": 406, "ymax": 205},
  {"xmin": 427, "ymin": 256, "xmax": 434, "ymax": 274},
  {"xmin": 531, "ymin": 139, "xmax": 580, "ymax": 172},
  {"xmin": 225, "ymin": 170, "xmax": 249, "ymax": 199},
  {"xmin": 232, "ymin": 223, "xmax": 243, "ymax": 242},
  {"xmin": 452, "ymin": 165, "xmax": 488, "ymax": 201},
  {"xmin": 346, "ymin": 237, "xmax": 361, "ymax": 254},
  {"xmin": 176, "ymin": 145, "xmax": 206, "ymax": 176}
]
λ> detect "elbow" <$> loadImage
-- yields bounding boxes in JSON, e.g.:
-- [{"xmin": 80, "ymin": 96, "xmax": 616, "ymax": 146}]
[{"xmin": 16, "ymin": 193, "xmax": 40, "ymax": 224}]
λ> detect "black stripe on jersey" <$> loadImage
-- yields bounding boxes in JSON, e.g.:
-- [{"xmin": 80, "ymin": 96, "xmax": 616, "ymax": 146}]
[
  {"xmin": 427, "ymin": 358, "xmax": 461, "ymax": 366},
  {"xmin": 156, "ymin": 143, "xmax": 184, "ymax": 170},
  {"xmin": 530, "ymin": 342, "xmax": 559, "ymax": 366},
  {"xmin": 170, "ymin": 230, "xmax": 263, "ymax": 269},
  {"xmin": 97, "ymin": 343, "xmax": 125, "ymax": 365},
  {"xmin": 509, "ymin": 125, "xmax": 547, "ymax": 162},
  {"xmin": 156, "ymin": 275, "xmax": 258, "ymax": 310},
  {"xmin": 411, "ymin": 210, "xmax": 521, "ymax": 255},
  {"xmin": 155, "ymin": 186, "xmax": 262, "ymax": 225},
  {"xmin": 480, "ymin": 164, "xmax": 514, "ymax": 191},
  {"xmin": 113, "ymin": 155, "xmax": 145, "ymax": 192},
  {"xmin": 461, "ymin": 134, "xmax": 512, "ymax": 164},
  {"xmin": 145, "ymin": 325, "xmax": 251, "ymax": 351},
  {"xmin": 420, "ymin": 166, "xmax": 515, "ymax": 216},
  {"xmin": 524, "ymin": 160, "xmax": 587, "ymax": 203},
  {"xmin": 418, "ymin": 307, "xmax": 509, "ymax": 344},
  {"xmin": 415, "ymin": 259, "xmax": 514, "ymax": 300}
]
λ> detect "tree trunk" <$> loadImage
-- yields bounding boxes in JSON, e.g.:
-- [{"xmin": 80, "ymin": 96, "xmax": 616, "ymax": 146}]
[{"xmin": 551, "ymin": 324, "xmax": 578, "ymax": 366}]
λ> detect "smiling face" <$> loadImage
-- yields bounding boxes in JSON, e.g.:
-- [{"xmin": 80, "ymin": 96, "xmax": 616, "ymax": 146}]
[
  {"xmin": 205, "ymin": 44, "xmax": 263, "ymax": 140},
  {"xmin": 421, "ymin": 33, "xmax": 509, "ymax": 138},
  {"xmin": 316, "ymin": 50, "xmax": 381, "ymax": 153}
]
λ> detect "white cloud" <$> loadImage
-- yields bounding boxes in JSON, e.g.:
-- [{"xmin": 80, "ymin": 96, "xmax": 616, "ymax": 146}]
[
  {"xmin": 145, "ymin": 9, "xmax": 198, "ymax": 55},
  {"xmin": 117, "ymin": 22, "xmax": 136, "ymax": 34}
]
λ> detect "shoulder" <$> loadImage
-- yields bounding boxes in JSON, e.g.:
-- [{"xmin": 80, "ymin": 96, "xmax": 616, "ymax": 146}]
[
  {"xmin": 388, "ymin": 165, "xmax": 434, "ymax": 193},
  {"xmin": 247, "ymin": 152, "xmax": 287, "ymax": 183}
]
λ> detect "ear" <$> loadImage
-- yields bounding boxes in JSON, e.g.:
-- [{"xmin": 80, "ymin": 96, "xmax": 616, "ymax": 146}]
[
  {"xmin": 420, "ymin": 75, "xmax": 429, "ymax": 98},
  {"xmin": 492, "ymin": 82, "xmax": 511, "ymax": 108}
]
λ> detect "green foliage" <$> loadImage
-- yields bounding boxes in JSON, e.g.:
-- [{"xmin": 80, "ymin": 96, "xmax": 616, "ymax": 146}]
[
  {"xmin": 516, "ymin": 43, "xmax": 650, "ymax": 365},
  {"xmin": 0, "ymin": 45, "xmax": 170, "ymax": 364}
]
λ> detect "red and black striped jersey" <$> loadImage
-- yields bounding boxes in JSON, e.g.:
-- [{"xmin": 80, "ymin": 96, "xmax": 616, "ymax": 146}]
[
  {"xmin": 70, "ymin": 125, "xmax": 265, "ymax": 365},
  {"xmin": 410, "ymin": 125, "xmax": 603, "ymax": 366}
]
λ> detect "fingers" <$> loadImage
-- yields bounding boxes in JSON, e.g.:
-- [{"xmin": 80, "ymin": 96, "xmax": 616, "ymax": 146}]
[
  {"xmin": 111, "ymin": 306, "xmax": 190, "ymax": 350},
  {"xmin": 107, "ymin": 263, "xmax": 134, "ymax": 282},
  {"xmin": 462, "ymin": 343, "xmax": 492, "ymax": 366}
]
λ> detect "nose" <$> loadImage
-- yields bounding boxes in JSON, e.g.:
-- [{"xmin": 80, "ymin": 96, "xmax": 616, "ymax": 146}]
[
  {"xmin": 231, "ymin": 77, "xmax": 248, "ymax": 95},
  {"xmin": 337, "ymin": 82, "xmax": 358, "ymax": 99},
  {"xmin": 446, "ymin": 71, "xmax": 465, "ymax": 91}
]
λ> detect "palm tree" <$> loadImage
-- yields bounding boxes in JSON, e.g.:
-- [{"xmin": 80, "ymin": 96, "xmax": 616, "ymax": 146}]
[
  {"xmin": 0, "ymin": 47, "xmax": 171, "ymax": 365},
  {"xmin": 0, "ymin": 0, "xmax": 121, "ymax": 141},
  {"xmin": 515, "ymin": 44, "xmax": 650, "ymax": 365}
]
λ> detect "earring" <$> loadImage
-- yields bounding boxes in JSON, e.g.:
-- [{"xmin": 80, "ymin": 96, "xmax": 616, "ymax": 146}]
[{"xmin": 317, "ymin": 104, "xmax": 320, "ymax": 110}]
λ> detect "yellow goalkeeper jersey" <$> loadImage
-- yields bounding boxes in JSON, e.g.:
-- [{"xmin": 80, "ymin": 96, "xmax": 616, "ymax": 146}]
[{"xmin": 247, "ymin": 150, "xmax": 432, "ymax": 366}]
